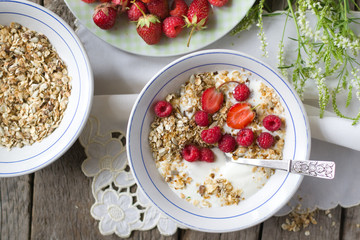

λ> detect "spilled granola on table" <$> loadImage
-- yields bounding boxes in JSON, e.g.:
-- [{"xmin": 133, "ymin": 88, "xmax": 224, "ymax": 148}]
[
  {"xmin": 148, "ymin": 70, "xmax": 286, "ymax": 208},
  {"xmin": 0, "ymin": 22, "xmax": 71, "ymax": 149}
]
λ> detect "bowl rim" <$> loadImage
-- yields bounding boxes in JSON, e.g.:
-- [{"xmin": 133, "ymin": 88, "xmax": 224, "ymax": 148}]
[
  {"xmin": 127, "ymin": 49, "xmax": 311, "ymax": 232},
  {"xmin": 0, "ymin": 0, "xmax": 94, "ymax": 177}
]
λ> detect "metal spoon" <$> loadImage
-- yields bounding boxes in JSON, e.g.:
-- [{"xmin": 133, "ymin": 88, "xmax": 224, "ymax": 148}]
[{"xmin": 230, "ymin": 158, "xmax": 335, "ymax": 179}]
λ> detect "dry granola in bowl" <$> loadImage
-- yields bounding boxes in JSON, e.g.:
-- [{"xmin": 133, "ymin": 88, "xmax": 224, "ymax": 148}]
[
  {"xmin": 127, "ymin": 49, "xmax": 310, "ymax": 232},
  {"xmin": 0, "ymin": 1, "xmax": 93, "ymax": 176}
]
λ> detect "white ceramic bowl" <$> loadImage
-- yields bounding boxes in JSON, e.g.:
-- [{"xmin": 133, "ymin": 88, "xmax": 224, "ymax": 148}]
[
  {"xmin": 127, "ymin": 49, "xmax": 310, "ymax": 232},
  {"xmin": 0, "ymin": 1, "xmax": 93, "ymax": 177}
]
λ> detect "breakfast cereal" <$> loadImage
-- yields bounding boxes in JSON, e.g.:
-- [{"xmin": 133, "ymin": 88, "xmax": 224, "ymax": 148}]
[{"xmin": 149, "ymin": 70, "xmax": 286, "ymax": 208}]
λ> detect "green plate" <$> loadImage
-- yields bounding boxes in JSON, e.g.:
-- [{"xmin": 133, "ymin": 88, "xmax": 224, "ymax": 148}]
[{"xmin": 64, "ymin": 0, "xmax": 255, "ymax": 57}]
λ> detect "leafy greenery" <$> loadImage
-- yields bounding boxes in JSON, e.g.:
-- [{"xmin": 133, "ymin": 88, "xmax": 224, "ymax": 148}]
[{"xmin": 232, "ymin": 0, "xmax": 360, "ymax": 124}]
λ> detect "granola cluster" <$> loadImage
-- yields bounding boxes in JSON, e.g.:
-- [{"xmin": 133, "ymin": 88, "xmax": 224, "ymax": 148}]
[
  {"xmin": 149, "ymin": 70, "xmax": 286, "ymax": 208},
  {"xmin": 0, "ymin": 22, "xmax": 71, "ymax": 149}
]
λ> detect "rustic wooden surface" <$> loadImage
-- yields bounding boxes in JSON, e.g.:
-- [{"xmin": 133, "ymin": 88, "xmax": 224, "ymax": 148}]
[{"xmin": 1, "ymin": 0, "xmax": 360, "ymax": 239}]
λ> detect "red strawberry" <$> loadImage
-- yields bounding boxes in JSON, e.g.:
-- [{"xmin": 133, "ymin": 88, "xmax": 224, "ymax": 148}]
[
  {"xmin": 100, "ymin": 0, "xmax": 112, "ymax": 2},
  {"xmin": 112, "ymin": 0, "xmax": 130, "ymax": 13},
  {"xmin": 226, "ymin": 103, "xmax": 255, "ymax": 129},
  {"xmin": 93, "ymin": 3, "xmax": 118, "ymax": 30},
  {"xmin": 208, "ymin": 0, "xmax": 228, "ymax": 7},
  {"xmin": 163, "ymin": 16, "xmax": 185, "ymax": 38},
  {"xmin": 140, "ymin": 0, "xmax": 152, "ymax": 3},
  {"xmin": 82, "ymin": 0, "xmax": 96, "ymax": 3},
  {"xmin": 185, "ymin": 0, "xmax": 210, "ymax": 47},
  {"xmin": 137, "ymin": 14, "xmax": 162, "ymax": 45},
  {"xmin": 201, "ymin": 87, "xmax": 223, "ymax": 114},
  {"xmin": 146, "ymin": 0, "xmax": 169, "ymax": 20},
  {"xmin": 127, "ymin": 1, "xmax": 148, "ymax": 21},
  {"xmin": 170, "ymin": 0, "xmax": 188, "ymax": 17}
]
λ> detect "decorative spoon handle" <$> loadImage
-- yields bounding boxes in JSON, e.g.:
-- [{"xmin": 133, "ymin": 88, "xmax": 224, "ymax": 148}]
[{"xmin": 230, "ymin": 158, "xmax": 335, "ymax": 179}]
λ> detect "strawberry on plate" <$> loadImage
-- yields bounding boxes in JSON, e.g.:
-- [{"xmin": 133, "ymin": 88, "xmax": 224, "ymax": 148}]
[
  {"xmin": 201, "ymin": 87, "xmax": 224, "ymax": 114},
  {"xmin": 208, "ymin": 0, "xmax": 228, "ymax": 7},
  {"xmin": 226, "ymin": 103, "xmax": 255, "ymax": 129},
  {"xmin": 92, "ymin": 3, "xmax": 118, "ymax": 30},
  {"xmin": 146, "ymin": 0, "xmax": 169, "ymax": 20},
  {"xmin": 136, "ymin": 14, "xmax": 162, "ymax": 45},
  {"xmin": 185, "ymin": 0, "xmax": 210, "ymax": 47}
]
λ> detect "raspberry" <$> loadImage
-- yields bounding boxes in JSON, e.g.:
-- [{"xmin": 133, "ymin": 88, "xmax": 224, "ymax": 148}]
[
  {"xmin": 82, "ymin": 0, "xmax": 96, "ymax": 3},
  {"xmin": 170, "ymin": 0, "xmax": 188, "ymax": 17},
  {"xmin": 154, "ymin": 101, "xmax": 172, "ymax": 118},
  {"xmin": 199, "ymin": 148, "xmax": 215, "ymax": 162},
  {"xmin": 127, "ymin": 1, "xmax": 147, "ymax": 21},
  {"xmin": 263, "ymin": 115, "xmax": 282, "ymax": 131},
  {"xmin": 236, "ymin": 128, "xmax": 254, "ymax": 147},
  {"xmin": 182, "ymin": 145, "xmax": 200, "ymax": 162},
  {"xmin": 218, "ymin": 134, "xmax": 237, "ymax": 153},
  {"xmin": 194, "ymin": 110, "xmax": 209, "ymax": 127},
  {"xmin": 208, "ymin": 0, "xmax": 228, "ymax": 7},
  {"xmin": 257, "ymin": 132, "xmax": 274, "ymax": 149},
  {"xmin": 201, "ymin": 126, "xmax": 222, "ymax": 144},
  {"xmin": 233, "ymin": 84, "xmax": 250, "ymax": 102},
  {"xmin": 162, "ymin": 16, "xmax": 185, "ymax": 38}
]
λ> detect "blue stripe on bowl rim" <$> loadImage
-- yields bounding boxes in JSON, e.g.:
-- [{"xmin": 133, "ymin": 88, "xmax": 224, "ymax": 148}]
[
  {"xmin": 128, "ymin": 51, "xmax": 309, "ymax": 231},
  {"xmin": 0, "ymin": 1, "xmax": 92, "ymax": 175}
]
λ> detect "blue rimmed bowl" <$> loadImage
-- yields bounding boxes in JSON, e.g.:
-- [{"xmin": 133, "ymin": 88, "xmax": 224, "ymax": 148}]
[
  {"xmin": 0, "ymin": 1, "xmax": 93, "ymax": 176},
  {"xmin": 127, "ymin": 49, "xmax": 310, "ymax": 232}
]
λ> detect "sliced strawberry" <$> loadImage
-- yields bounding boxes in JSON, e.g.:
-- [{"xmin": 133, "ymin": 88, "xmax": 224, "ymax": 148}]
[
  {"xmin": 226, "ymin": 103, "xmax": 255, "ymax": 129},
  {"xmin": 201, "ymin": 87, "xmax": 224, "ymax": 114}
]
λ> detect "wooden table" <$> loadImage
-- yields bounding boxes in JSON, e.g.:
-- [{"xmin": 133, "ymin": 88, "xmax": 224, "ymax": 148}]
[{"xmin": 2, "ymin": 0, "xmax": 360, "ymax": 239}]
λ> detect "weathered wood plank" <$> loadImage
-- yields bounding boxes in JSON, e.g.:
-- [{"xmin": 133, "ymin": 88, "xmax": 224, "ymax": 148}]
[
  {"xmin": 181, "ymin": 225, "xmax": 260, "ymax": 240},
  {"xmin": 341, "ymin": 206, "xmax": 360, "ymax": 240},
  {"xmin": 30, "ymin": 140, "xmax": 108, "ymax": 240},
  {"xmin": 0, "ymin": 175, "xmax": 33, "ymax": 240},
  {"xmin": 44, "ymin": 0, "xmax": 76, "ymax": 29},
  {"xmin": 261, "ymin": 206, "xmax": 342, "ymax": 240},
  {"xmin": 130, "ymin": 228, "xmax": 178, "ymax": 240}
]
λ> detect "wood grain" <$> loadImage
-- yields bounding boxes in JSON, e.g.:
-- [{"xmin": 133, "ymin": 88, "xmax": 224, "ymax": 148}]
[
  {"xmin": 0, "ymin": 176, "xmax": 33, "ymax": 240},
  {"xmin": 262, "ymin": 206, "xmax": 342, "ymax": 240},
  {"xmin": 31, "ymin": 141, "xmax": 100, "ymax": 239},
  {"xmin": 341, "ymin": 206, "xmax": 360, "ymax": 240},
  {"xmin": 181, "ymin": 225, "xmax": 260, "ymax": 240}
]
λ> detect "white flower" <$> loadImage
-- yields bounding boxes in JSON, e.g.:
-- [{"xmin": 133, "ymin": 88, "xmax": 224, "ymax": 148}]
[
  {"xmin": 91, "ymin": 190, "xmax": 140, "ymax": 237},
  {"xmin": 82, "ymin": 139, "xmax": 127, "ymax": 177}
]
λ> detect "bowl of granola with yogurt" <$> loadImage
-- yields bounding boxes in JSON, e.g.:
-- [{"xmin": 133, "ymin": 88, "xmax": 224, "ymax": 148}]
[
  {"xmin": 0, "ymin": 1, "xmax": 93, "ymax": 176},
  {"xmin": 127, "ymin": 49, "xmax": 310, "ymax": 232}
]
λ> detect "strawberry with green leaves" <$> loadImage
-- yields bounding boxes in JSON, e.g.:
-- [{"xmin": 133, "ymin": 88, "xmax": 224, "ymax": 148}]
[
  {"xmin": 185, "ymin": 0, "xmax": 210, "ymax": 47},
  {"xmin": 134, "ymin": 1, "xmax": 162, "ymax": 45}
]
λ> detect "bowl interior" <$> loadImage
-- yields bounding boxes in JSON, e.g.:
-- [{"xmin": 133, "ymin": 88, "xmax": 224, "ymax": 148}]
[
  {"xmin": 127, "ymin": 50, "xmax": 310, "ymax": 232},
  {"xmin": 0, "ymin": 1, "xmax": 93, "ymax": 176}
]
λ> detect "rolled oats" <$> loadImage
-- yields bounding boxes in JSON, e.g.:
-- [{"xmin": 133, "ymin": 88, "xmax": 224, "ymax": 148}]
[{"xmin": 0, "ymin": 23, "xmax": 71, "ymax": 149}]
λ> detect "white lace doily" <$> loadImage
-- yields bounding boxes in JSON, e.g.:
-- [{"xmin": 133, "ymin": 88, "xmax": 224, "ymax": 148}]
[
  {"xmin": 79, "ymin": 116, "xmax": 185, "ymax": 238},
  {"xmin": 78, "ymin": 94, "xmax": 186, "ymax": 238}
]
